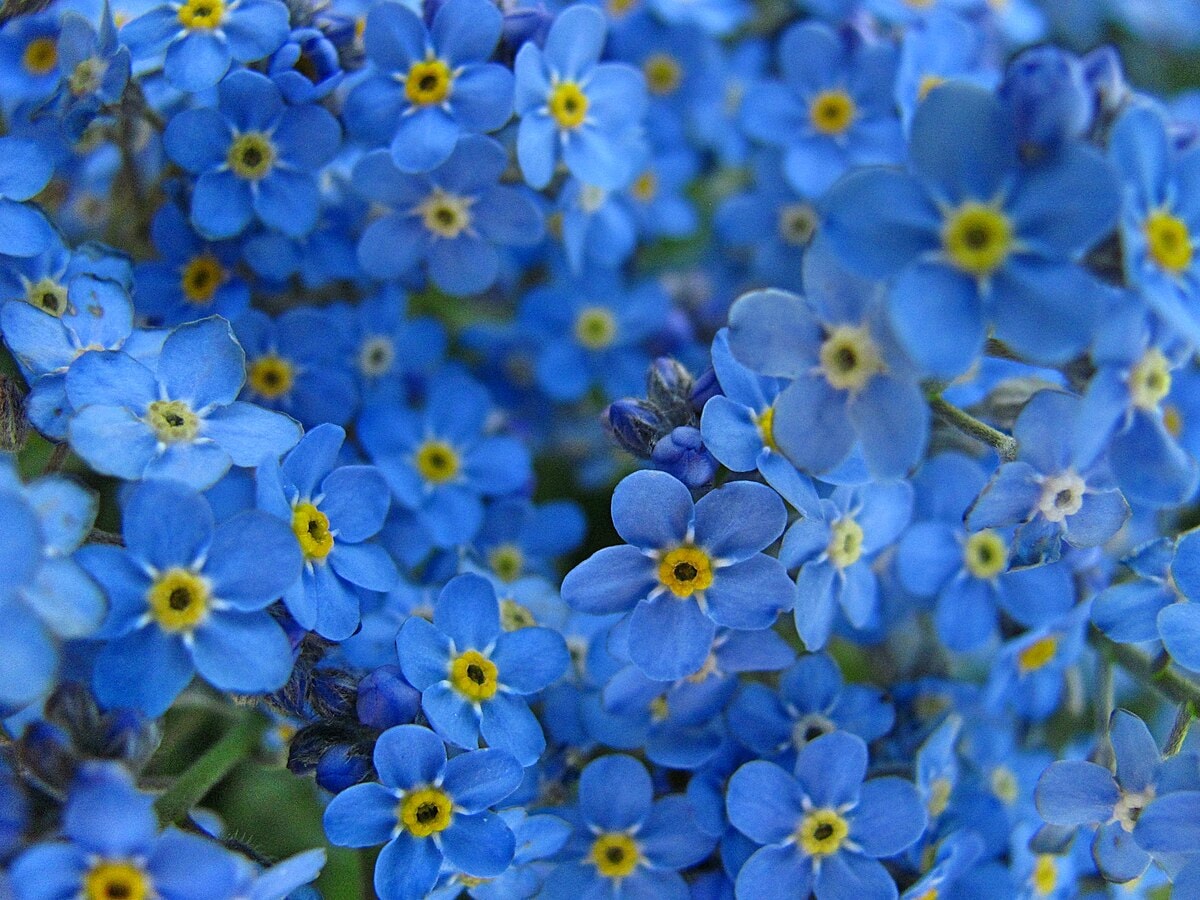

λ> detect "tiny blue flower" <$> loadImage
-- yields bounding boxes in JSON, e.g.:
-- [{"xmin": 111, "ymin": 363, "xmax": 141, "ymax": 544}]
[{"xmin": 0, "ymin": 135, "xmax": 55, "ymax": 258}]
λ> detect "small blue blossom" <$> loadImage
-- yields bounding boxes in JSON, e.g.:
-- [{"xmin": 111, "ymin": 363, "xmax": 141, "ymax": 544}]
[
  {"xmin": 0, "ymin": 135, "xmax": 55, "ymax": 258},
  {"xmin": 51, "ymin": 7, "xmax": 131, "ymax": 139},
  {"xmin": 268, "ymin": 27, "xmax": 344, "ymax": 103}
]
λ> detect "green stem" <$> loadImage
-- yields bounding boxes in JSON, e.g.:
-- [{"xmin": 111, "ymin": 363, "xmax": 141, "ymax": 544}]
[
  {"xmin": 928, "ymin": 395, "xmax": 1018, "ymax": 461},
  {"xmin": 154, "ymin": 714, "xmax": 266, "ymax": 826},
  {"xmin": 1165, "ymin": 703, "xmax": 1195, "ymax": 756},
  {"xmin": 1091, "ymin": 630, "xmax": 1200, "ymax": 711},
  {"xmin": 1094, "ymin": 653, "xmax": 1115, "ymax": 769}
]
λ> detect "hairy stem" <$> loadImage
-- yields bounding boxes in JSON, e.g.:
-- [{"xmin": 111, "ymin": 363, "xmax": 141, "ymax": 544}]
[
  {"xmin": 154, "ymin": 713, "xmax": 267, "ymax": 826},
  {"xmin": 928, "ymin": 394, "xmax": 1019, "ymax": 461}
]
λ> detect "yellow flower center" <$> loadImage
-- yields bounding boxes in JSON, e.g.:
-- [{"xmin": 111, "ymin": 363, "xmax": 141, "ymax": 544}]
[
  {"xmin": 1129, "ymin": 347, "xmax": 1172, "ymax": 411},
  {"xmin": 630, "ymin": 170, "xmax": 658, "ymax": 203},
  {"xmin": 145, "ymin": 400, "xmax": 199, "ymax": 444},
  {"xmin": 180, "ymin": 254, "xmax": 224, "ymax": 305},
  {"xmin": 1144, "ymin": 209, "xmax": 1193, "ymax": 274},
  {"xmin": 415, "ymin": 439, "xmax": 461, "ymax": 484},
  {"xmin": 657, "ymin": 545, "xmax": 714, "ymax": 598},
  {"xmin": 398, "ymin": 786, "xmax": 454, "ymax": 837},
  {"xmin": 826, "ymin": 517, "xmax": 864, "ymax": 569},
  {"xmin": 292, "ymin": 502, "xmax": 334, "ymax": 561},
  {"xmin": 418, "ymin": 189, "xmax": 473, "ymax": 239},
  {"xmin": 548, "ymin": 81, "xmax": 589, "ymax": 129},
  {"xmin": 927, "ymin": 776, "xmax": 952, "ymax": 817},
  {"xmin": 649, "ymin": 694, "xmax": 669, "ymax": 721},
  {"xmin": 1164, "ymin": 403, "xmax": 1184, "ymax": 437},
  {"xmin": 778, "ymin": 203, "xmax": 818, "ymax": 246},
  {"xmin": 69, "ymin": 57, "xmax": 106, "ymax": 95},
  {"xmin": 500, "ymin": 598, "xmax": 536, "ymax": 630},
  {"xmin": 574, "ymin": 307, "xmax": 617, "ymax": 350},
  {"xmin": 84, "ymin": 860, "xmax": 151, "ymax": 900},
  {"xmin": 177, "ymin": 0, "xmax": 224, "ymax": 28},
  {"xmin": 818, "ymin": 325, "xmax": 883, "ymax": 393},
  {"xmin": 589, "ymin": 833, "xmax": 640, "ymax": 879},
  {"xmin": 797, "ymin": 808, "xmax": 849, "ymax": 857},
  {"xmin": 247, "ymin": 354, "xmax": 295, "ymax": 400},
  {"xmin": 449, "ymin": 649, "xmax": 499, "ymax": 701},
  {"xmin": 405, "ymin": 58, "xmax": 452, "ymax": 106},
  {"xmin": 147, "ymin": 568, "xmax": 210, "ymax": 632},
  {"xmin": 991, "ymin": 765, "xmax": 1019, "ymax": 804},
  {"xmin": 917, "ymin": 74, "xmax": 946, "ymax": 101},
  {"xmin": 1018, "ymin": 635, "xmax": 1059, "ymax": 674},
  {"xmin": 943, "ymin": 203, "xmax": 1014, "ymax": 277},
  {"xmin": 643, "ymin": 53, "xmax": 681, "ymax": 95},
  {"xmin": 26, "ymin": 277, "xmax": 68, "ymax": 317},
  {"xmin": 607, "ymin": 0, "xmax": 639, "ymax": 15},
  {"xmin": 756, "ymin": 404, "xmax": 778, "ymax": 452},
  {"xmin": 227, "ymin": 132, "xmax": 275, "ymax": 180},
  {"xmin": 1031, "ymin": 854, "xmax": 1058, "ymax": 896},
  {"xmin": 809, "ymin": 89, "xmax": 856, "ymax": 136},
  {"xmin": 23, "ymin": 36, "xmax": 58, "ymax": 75},
  {"xmin": 963, "ymin": 529, "xmax": 1007, "ymax": 579},
  {"xmin": 357, "ymin": 336, "xmax": 396, "ymax": 377},
  {"xmin": 489, "ymin": 544, "xmax": 524, "ymax": 582}
]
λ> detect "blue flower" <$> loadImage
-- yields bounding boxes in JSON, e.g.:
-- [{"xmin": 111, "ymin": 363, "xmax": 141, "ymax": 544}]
[
  {"xmin": 120, "ymin": 0, "xmax": 289, "ymax": 93},
  {"xmin": 133, "ymin": 202, "xmax": 250, "ymax": 327},
  {"xmin": 65, "ymin": 316, "xmax": 302, "ymax": 489},
  {"xmin": 1036, "ymin": 708, "xmax": 1200, "ymax": 882},
  {"xmin": 561, "ymin": 470, "xmax": 795, "ymax": 680},
  {"xmin": 742, "ymin": 21, "xmax": 904, "ymax": 196},
  {"xmin": 357, "ymin": 372, "xmax": 532, "ymax": 549},
  {"xmin": 396, "ymin": 573, "xmax": 568, "ymax": 765},
  {"xmin": 322, "ymin": 723, "xmax": 523, "ymax": 900},
  {"xmin": 78, "ymin": 479, "xmax": 302, "ymax": 715},
  {"xmin": 823, "ymin": 83, "xmax": 1120, "ymax": 377},
  {"xmin": 11, "ymin": 763, "xmax": 241, "ymax": 899},
  {"xmin": 513, "ymin": 4, "xmax": 647, "ymax": 190},
  {"xmin": 340, "ymin": 289, "xmax": 447, "ymax": 403},
  {"xmin": 985, "ymin": 601, "xmax": 1091, "ymax": 721},
  {"xmin": 471, "ymin": 497, "xmax": 586, "ymax": 584},
  {"xmin": 429, "ymin": 809, "xmax": 570, "ymax": 900},
  {"xmin": 0, "ymin": 14, "xmax": 61, "ymax": 108},
  {"xmin": 0, "ymin": 135, "xmax": 55, "ymax": 258},
  {"xmin": 50, "ymin": 7, "xmax": 131, "ymax": 139},
  {"xmin": 769, "ymin": 459, "xmax": 912, "ymax": 650},
  {"xmin": 354, "ymin": 136, "xmax": 544, "ymax": 296},
  {"xmin": 344, "ymin": 0, "xmax": 513, "ymax": 174},
  {"xmin": 268, "ymin": 27, "xmax": 345, "ymax": 103},
  {"xmin": 726, "ymin": 243, "xmax": 930, "ymax": 480},
  {"xmin": 726, "ymin": 731, "xmax": 926, "ymax": 899},
  {"xmin": 966, "ymin": 390, "xmax": 1130, "ymax": 568},
  {"xmin": 540, "ymin": 754, "xmax": 716, "ymax": 899},
  {"xmin": 896, "ymin": 10, "xmax": 997, "ymax": 133},
  {"xmin": 257, "ymin": 423, "xmax": 397, "ymax": 640},
  {"xmin": 163, "ymin": 69, "xmax": 341, "ymax": 239},
  {"xmin": 0, "ymin": 456, "xmax": 103, "ymax": 713}
]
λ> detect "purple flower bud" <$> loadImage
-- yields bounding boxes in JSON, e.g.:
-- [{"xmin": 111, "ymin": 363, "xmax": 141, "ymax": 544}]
[
  {"xmin": 1000, "ymin": 46, "xmax": 1091, "ymax": 159},
  {"xmin": 651, "ymin": 426, "xmax": 717, "ymax": 490},
  {"xmin": 605, "ymin": 399, "xmax": 666, "ymax": 458},
  {"xmin": 315, "ymin": 744, "xmax": 371, "ymax": 793},
  {"xmin": 356, "ymin": 665, "xmax": 420, "ymax": 731}
]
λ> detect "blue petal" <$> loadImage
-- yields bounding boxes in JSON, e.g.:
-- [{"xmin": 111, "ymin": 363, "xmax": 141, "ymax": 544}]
[
  {"xmin": 1091, "ymin": 582, "xmax": 1170, "ymax": 644},
  {"xmin": 889, "ymin": 262, "xmax": 984, "ymax": 378},
  {"xmin": 726, "ymin": 760, "xmax": 803, "ymax": 845},
  {"xmin": 191, "ymin": 610, "xmax": 292, "ymax": 693},
  {"xmin": 442, "ymin": 749, "xmax": 523, "ymax": 813},
  {"xmin": 1158, "ymin": 603, "xmax": 1200, "ymax": 671},
  {"xmin": 694, "ymin": 480, "xmax": 786, "ymax": 560},
  {"xmin": 735, "ymin": 845, "xmax": 813, "ymax": 900},
  {"xmin": 1092, "ymin": 819, "xmax": 1150, "ymax": 883},
  {"xmin": 422, "ymin": 681, "xmax": 481, "ymax": 749},
  {"xmin": 821, "ymin": 168, "xmax": 940, "ymax": 278},
  {"xmin": 254, "ymin": 170, "xmax": 320, "ymax": 238},
  {"xmin": 611, "ymin": 469, "xmax": 693, "ymax": 551},
  {"xmin": 795, "ymin": 731, "xmax": 866, "ymax": 808},
  {"xmin": 1034, "ymin": 761, "xmax": 1119, "ymax": 825},
  {"xmin": 705, "ymin": 555, "xmax": 794, "ymax": 630},
  {"xmin": 202, "ymin": 402, "xmax": 301, "ymax": 467},
  {"xmin": 965, "ymin": 462, "xmax": 1041, "ymax": 530},
  {"xmin": 491, "ymin": 626, "xmax": 569, "ymax": 693},
  {"xmin": 329, "ymin": 541, "xmax": 398, "ymax": 592},
  {"xmin": 727, "ymin": 288, "xmax": 820, "ymax": 378},
  {"xmin": 560, "ymin": 545, "xmax": 656, "ymax": 614},
  {"xmin": 434, "ymin": 573, "xmax": 500, "ymax": 650},
  {"xmin": 479, "ymin": 692, "xmax": 545, "ymax": 766},
  {"xmin": 192, "ymin": 170, "xmax": 253, "ymax": 239},
  {"xmin": 579, "ymin": 755, "xmax": 652, "ymax": 831},
  {"xmin": 222, "ymin": 0, "xmax": 288, "ymax": 62},
  {"xmin": 391, "ymin": 107, "xmax": 459, "ymax": 174},
  {"xmin": 93, "ymin": 627, "xmax": 194, "ymax": 716},
  {"xmin": 1111, "ymin": 708, "xmax": 1160, "ymax": 793},
  {"xmin": 628, "ymin": 594, "xmax": 715, "ymax": 680},
  {"xmin": 1134, "ymin": 791, "xmax": 1200, "ymax": 853},
  {"xmin": 123, "ymin": 480, "xmax": 213, "ymax": 569},
  {"xmin": 373, "ymin": 833, "xmax": 443, "ymax": 900},
  {"xmin": 909, "ymin": 84, "xmax": 1017, "ymax": 205},
  {"xmin": 374, "ymin": 724, "xmax": 446, "ymax": 790},
  {"xmin": 0, "ymin": 199, "xmax": 54, "ymax": 258},
  {"xmin": 165, "ymin": 30, "xmax": 230, "ymax": 92},
  {"xmin": 440, "ymin": 812, "xmax": 515, "ymax": 877},
  {"xmin": 771, "ymin": 374, "xmax": 856, "ymax": 475},
  {"xmin": 849, "ymin": 375, "xmax": 929, "ymax": 479},
  {"xmin": 849, "ymin": 777, "xmax": 926, "ymax": 857}
]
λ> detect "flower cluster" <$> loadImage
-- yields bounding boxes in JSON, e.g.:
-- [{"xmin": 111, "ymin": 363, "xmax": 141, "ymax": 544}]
[{"xmin": 7, "ymin": 0, "xmax": 1200, "ymax": 898}]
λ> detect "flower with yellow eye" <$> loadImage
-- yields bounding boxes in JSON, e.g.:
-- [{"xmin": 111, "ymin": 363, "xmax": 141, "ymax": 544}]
[
  {"xmin": 344, "ymin": 0, "xmax": 513, "ymax": 175},
  {"xmin": 323, "ymin": 724, "xmax": 524, "ymax": 899},
  {"xmin": 562, "ymin": 470, "xmax": 795, "ymax": 680},
  {"xmin": 78, "ymin": 480, "xmax": 301, "ymax": 716},
  {"xmin": 727, "ymin": 732, "xmax": 926, "ymax": 898},
  {"xmin": 397, "ymin": 574, "xmax": 569, "ymax": 765}
]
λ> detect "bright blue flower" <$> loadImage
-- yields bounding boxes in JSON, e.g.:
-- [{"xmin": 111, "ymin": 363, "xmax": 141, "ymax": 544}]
[
  {"xmin": 519, "ymin": 270, "xmax": 669, "ymax": 403},
  {"xmin": 728, "ymin": 651, "xmax": 893, "ymax": 762},
  {"xmin": 998, "ymin": 45, "xmax": 1092, "ymax": 158},
  {"xmin": 742, "ymin": 21, "xmax": 903, "ymax": 196},
  {"xmin": 78, "ymin": 479, "xmax": 301, "ymax": 715},
  {"xmin": 0, "ymin": 135, "xmax": 55, "ymax": 258},
  {"xmin": 726, "ymin": 731, "xmax": 926, "ymax": 900},
  {"xmin": 322, "ymin": 723, "xmax": 523, "ymax": 900},
  {"xmin": 900, "ymin": 831, "xmax": 985, "ymax": 900},
  {"xmin": 439, "ymin": 809, "xmax": 570, "ymax": 900},
  {"xmin": 65, "ymin": 316, "xmax": 302, "ymax": 489},
  {"xmin": 0, "ymin": 455, "xmax": 103, "ymax": 713},
  {"xmin": 1107, "ymin": 102, "xmax": 1200, "ymax": 346},
  {"xmin": 727, "ymin": 244, "xmax": 930, "ymax": 480},
  {"xmin": 51, "ymin": 7, "xmax": 131, "ymax": 139},
  {"xmin": 1036, "ymin": 708, "xmax": 1200, "ymax": 882},
  {"xmin": 646, "ymin": 0, "xmax": 749, "ymax": 36},
  {"xmin": 11, "ymin": 763, "xmax": 241, "ymax": 899},
  {"xmin": 556, "ymin": 177, "xmax": 638, "ymax": 273},
  {"xmin": 163, "ymin": 69, "xmax": 341, "ymax": 239},
  {"xmin": 540, "ymin": 753, "xmax": 716, "ymax": 900},
  {"xmin": 699, "ymin": 328, "xmax": 787, "ymax": 476},
  {"xmin": 120, "ymin": 0, "xmax": 289, "ymax": 93},
  {"xmin": 268, "ymin": 27, "xmax": 344, "ymax": 103},
  {"xmin": 233, "ymin": 307, "xmax": 360, "ymax": 429},
  {"xmin": 133, "ymin": 202, "xmax": 250, "ymax": 327},
  {"xmin": 344, "ymin": 0, "xmax": 513, "ymax": 174},
  {"xmin": 561, "ymin": 470, "xmax": 795, "ymax": 680},
  {"xmin": 354, "ymin": 136, "xmax": 544, "ymax": 296},
  {"xmin": 471, "ymin": 497, "xmax": 586, "ymax": 585},
  {"xmin": 985, "ymin": 600, "xmax": 1091, "ymax": 721},
  {"xmin": 257, "ymin": 423, "xmax": 397, "ymax": 640},
  {"xmin": 688, "ymin": 40, "xmax": 767, "ymax": 166},
  {"xmin": 823, "ymin": 83, "xmax": 1120, "ymax": 377},
  {"xmin": 897, "ymin": 453, "xmax": 1076, "ymax": 651},
  {"xmin": 357, "ymin": 372, "xmax": 532, "ymax": 549},
  {"xmin": 768, "ymin": 457, "xmax": 913, "ymax": 650},
  {"xmin": 2, "ymin": 273, "xmax": 135, "ymax": 440},
  {"xmin": 896, "ymin": 10, "xmax": 997, "ymax": 133},
  {"xmin": 0, "ymin": 14, "xmax": 61, "ymax": 109},
  {"xmin": 396, "ymin": 573, "xmax": 568, "ymax": 765},
  {"xmin": 915, "ymin": 714, "xmax": 962, "ymax": 830},
  {"xmin": 338, "ymin": 289, "xmax": 447, "ymax": 404},
  {"xmin": 513, "ymin": 4, "xmax": 647, "ymax": 190},
  {"xmin": 966, "ymin": 390, "xmax": 1130, "ymax": 568},
  {"xmin": 1, "ymin": 234, "xmax": 132, "ymax": 311}
]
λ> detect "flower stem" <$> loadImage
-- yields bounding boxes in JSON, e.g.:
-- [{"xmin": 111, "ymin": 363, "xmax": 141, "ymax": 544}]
[
  {"xmin": 1091, "ymin": 630, "xmax": 1200, "ymax": 714},
  {"xmin": 154, "ymin": 713, "xmax": 267, "ymax": 826},
  {"xmin": 1165, "ymin": 703, "xmax": 1195, "ymax": 756},
  {"xmin": 927, "ymin": 394, "xmax": 1018, "ymax": 461}
]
